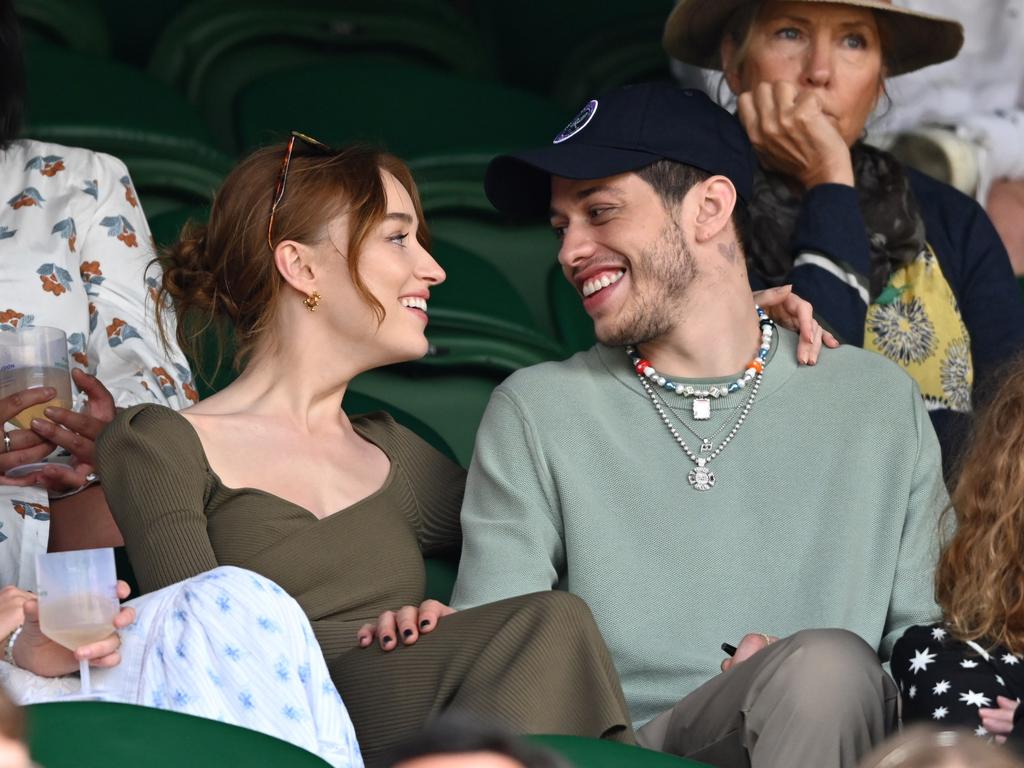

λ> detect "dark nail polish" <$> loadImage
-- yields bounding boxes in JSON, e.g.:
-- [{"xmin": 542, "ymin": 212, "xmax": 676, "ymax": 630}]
[
  {"xmin": 382, "ymin": 636, "xmax": 393, "ymax": 645},
  {"xmin": 420, "ymin": 620, "xmax": 430, "ymax": 628},
  {"xmin": 403, "ymin": 629, "xmax": 413, "ymax": 638}
]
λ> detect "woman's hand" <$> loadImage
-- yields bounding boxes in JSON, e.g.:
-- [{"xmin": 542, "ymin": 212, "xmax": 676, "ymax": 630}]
[
  {"xmin": 11, "ymin": 580, "xmax": 134, "ymax": 677},
  {"xmin": 357, "ymin": 599, "xmax": 456, "ymax": 651},
  {"xmin": 25, "ymin": 369, "xmax": 116, "ymax": 493},
  {"xmin": 0, "ymin": 389, "xmax": 60, "ymax": 482},
  {"xmin": 737, "ymin": 81, "xmax": 854, "ymax": 189},
  {"xmin": 754, "ymin": 284, "xmax": 839, "ymax": 364},
  {"xmin": 979, "ymin": 695, "xmax": 1019, "ymax": 744},
  {"xmin": 0, "ymin": 586, "xmax": 33, "ymax": 639}
]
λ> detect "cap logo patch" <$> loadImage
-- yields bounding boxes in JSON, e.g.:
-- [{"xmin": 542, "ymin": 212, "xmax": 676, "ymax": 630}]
[{"xmin": 553, "ymin": 100, "xmax": 598, "ymax": 144}]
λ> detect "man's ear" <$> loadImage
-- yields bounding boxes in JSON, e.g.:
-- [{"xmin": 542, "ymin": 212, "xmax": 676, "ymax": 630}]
[
  {"xmin": 720, "ymin": 36, "xmax": 743, "ymax": 95},
  {"xmin": 692, "ymin": 176, "xmax": 738, "ymax": 244},
  {"xmin": 273, "ymin": 240, "xmax": 318, "ymax": 298}
]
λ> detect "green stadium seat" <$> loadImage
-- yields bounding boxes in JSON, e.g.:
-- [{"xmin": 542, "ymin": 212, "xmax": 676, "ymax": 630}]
[
  {"xmin": 529, "ymin": 735, "xmax": 712, "ymax": 767},
  {"xmin": 427, "ymin": 210, "xmax": 562, "ymax": 338},
  {"xmin": 350, "ymin": 363, "xmax": 503, "ymax": 468},
  {"xmin": 14, "ymin": 0, "xmax": 109, "ymax": 56},
  {"xmin": 423, "ymin": 556, "xmax": 458, "ymax": 603},
  {"xmin": 27, "ymin": 701, "xmax": 331, "ymax": 767},
  {"xmin": 478, "ymin": 0, "xmax": 675, "ymax": 104},
  {"xmin": 552, "ymin": 15, "xmax": 679, "ymax": 108},
  {"xmin": 22, "ymin": 39, "xmax": 232, "ymax": 216},
  {"xmin": 548, "ymin": 262, "xmax": 596, "ymax": 355},
  {"xmin": 149, "ymin": 0, "xmax": 491, "ymax": 150},
  {"xmin": 94, "ymin": 0, "xmax": 189, "ymax": 68},
  {"xmin": 234, "ymin": 57, "xmax": 566, "ymax": 216},
  {"xmin": 148, "ymin": 204, "xmax": 210, "ymax": 249},
  {"xmin": 344, "ymin": 391, "xmax": 457, "ymax": 464}
]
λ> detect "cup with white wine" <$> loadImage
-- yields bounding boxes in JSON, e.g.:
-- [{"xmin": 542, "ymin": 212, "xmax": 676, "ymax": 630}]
[
  {"xmin": 35, "ymin": 548, "xmax": 119, "ymax": 699},
  {"xmin": 0, "ymin": 326, "xmax": 74, "ymax": 475}
]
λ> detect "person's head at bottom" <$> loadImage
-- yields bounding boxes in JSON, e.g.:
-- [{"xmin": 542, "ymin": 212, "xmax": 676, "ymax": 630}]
[
  {"xmin": 382, "ymin": 714, "xmax": 569, "ymax": 768},
  {"xmin": 0, "ymin": 686, "xmax": 30, "ymax": 768},
  {"xmin": 858, "ymin": 726, "xmax": 1024, "ymax": 768},
  {"xmin": 485, "ymin": 83, "xmax": 757, "ymax": 360}
]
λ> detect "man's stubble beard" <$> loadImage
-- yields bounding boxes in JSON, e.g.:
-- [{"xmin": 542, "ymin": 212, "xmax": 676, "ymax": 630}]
[{"xmin": 594, "ymin": 218, "xmax": 696, "ymax": 348}]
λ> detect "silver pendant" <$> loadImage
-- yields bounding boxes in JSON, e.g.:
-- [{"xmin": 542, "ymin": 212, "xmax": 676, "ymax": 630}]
[
  {"xmin": 693, "ymin": 398, "xmax": 711, "ymax": 420},
  {"xmin": 700, "ymin": 439, "xmax": 713, "ymax": 454},
  {"xmin": 688, "ymin": 464, "xmax": 715, "ymax": 491}
]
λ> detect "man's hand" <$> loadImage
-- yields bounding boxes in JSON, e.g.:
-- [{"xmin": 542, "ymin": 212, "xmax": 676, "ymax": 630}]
[
  {"xmin": 721, "ymin": 632, "xmax": 778, "ymax": 673},
  {"xmin": 357, "ymin": 600, "xmax": 455, "ymax": 651},
  {"xmin": 26, "ymin": 369, "xmax": 116, "ymax": 493}
]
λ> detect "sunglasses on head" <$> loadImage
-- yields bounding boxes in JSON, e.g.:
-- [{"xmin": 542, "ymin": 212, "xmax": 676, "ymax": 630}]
[{"xmin": 267, "ymin": 130, "xmax": 332, "ymax": 251}]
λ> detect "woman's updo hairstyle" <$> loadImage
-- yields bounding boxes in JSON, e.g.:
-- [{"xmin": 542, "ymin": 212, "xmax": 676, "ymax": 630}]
[{"xmin": 156, "ymin": 142, "xmax": 429, "ymax": 374}]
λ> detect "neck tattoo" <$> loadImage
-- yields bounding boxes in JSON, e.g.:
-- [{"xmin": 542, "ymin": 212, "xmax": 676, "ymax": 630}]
[
  {"xmin": 627, "ymin": 305, "xmax": 773, "ymax": 420},
  {"xmin": 627, "ymin": 306, "xmax": 776, "ymax": 491}
]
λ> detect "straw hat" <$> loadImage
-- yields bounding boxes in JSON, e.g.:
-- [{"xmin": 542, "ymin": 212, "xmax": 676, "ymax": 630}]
[{"xmin": 663, "ymin": 0, "xmax": 964, "ymax": 76}]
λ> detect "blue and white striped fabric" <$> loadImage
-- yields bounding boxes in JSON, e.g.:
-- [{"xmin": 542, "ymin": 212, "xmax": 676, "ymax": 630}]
[{"xmin": 1, "ymin": 566, "xmax": 363, "ymax": 768}]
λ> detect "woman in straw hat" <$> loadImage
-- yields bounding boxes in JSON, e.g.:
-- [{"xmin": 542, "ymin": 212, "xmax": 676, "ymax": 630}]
[{"xmin": 663, "ymin": 0, "xmax": 1024, "ymax": 478}]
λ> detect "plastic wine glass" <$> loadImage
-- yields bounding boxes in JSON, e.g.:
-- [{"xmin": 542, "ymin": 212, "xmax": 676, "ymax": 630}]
[
  {"xmin": 35, "ymin": 548, "xmax": 119, "ymax": 698},
  {"xmin": 0, "ymin": 326, "xmax": 74, "ymax": 476}
]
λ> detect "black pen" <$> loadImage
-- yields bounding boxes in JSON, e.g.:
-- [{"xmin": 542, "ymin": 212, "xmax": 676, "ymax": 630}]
[{"xmin": 721, "ymin": 642, "xmax": 737, "ymax": 656}]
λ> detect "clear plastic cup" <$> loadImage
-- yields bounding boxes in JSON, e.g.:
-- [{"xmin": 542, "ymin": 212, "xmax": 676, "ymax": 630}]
[
  {"xmin": 0, "ymin": 326, "xmax": 73, "ymax": 428},
  {"xmin": 35, "ymin": 548, "xmax": 119, "ymax": 698},
  {"xmin": 0, "ymin": 326, "xmax": 74, "ymax": 475}
]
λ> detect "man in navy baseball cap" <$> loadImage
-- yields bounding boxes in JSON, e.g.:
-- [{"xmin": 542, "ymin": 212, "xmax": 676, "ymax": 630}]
[
  {"xmin": 442, "ymin": 82, "xmax": 944, "ymax": 768},
  {"xmin": 485, "ymin": 83, "xmax": 754, "ymax": 217}
]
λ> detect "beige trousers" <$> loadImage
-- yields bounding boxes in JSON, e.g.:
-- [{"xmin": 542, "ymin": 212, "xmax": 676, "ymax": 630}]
[{"xmin": 636, "ymin": 629, "xmax": 899, "ymax": 768}]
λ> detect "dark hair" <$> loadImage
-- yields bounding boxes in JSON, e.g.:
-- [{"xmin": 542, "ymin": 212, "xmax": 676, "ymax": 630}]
[
  {"xmin": 156, "ymin": 142, "xmax": 429, "ymax": 372},
  {"xmin": 381, "ymin": 715, "xmax": 569, "ymax": 768},
  {"xmin": 0, "ymin": 0, "xmax": 26, "ymax": 146},
  {"xmin": 635, "ymin": 159, "xmax": 752, "ymax": 256}
]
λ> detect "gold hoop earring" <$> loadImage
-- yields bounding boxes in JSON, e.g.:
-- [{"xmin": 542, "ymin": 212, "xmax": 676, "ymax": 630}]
[{"xmin": 303, "ymin": 291, "xmax": 321, "ymax": 312}]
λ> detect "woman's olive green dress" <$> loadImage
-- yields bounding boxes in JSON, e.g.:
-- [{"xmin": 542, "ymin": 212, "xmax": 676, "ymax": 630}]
[{"xmin": 97, "ymin": 405, "xmax": 632, "ymax": 765}]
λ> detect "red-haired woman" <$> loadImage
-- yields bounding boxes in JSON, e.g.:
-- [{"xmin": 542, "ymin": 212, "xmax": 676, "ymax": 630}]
[{"xmin": 892, "ymin": 355, "xmax": 1024, "ymax": 748}]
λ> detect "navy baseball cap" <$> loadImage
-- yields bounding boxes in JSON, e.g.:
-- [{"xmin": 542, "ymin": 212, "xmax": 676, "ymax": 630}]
[{"xmin": 485, "ymin": 82, "xmax": 755, "ymax": 218}]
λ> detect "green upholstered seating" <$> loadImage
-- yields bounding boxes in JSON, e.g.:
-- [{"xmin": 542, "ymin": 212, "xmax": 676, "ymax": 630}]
[
  {"xmin": 22, "ymin": 39, "xmax": 231, "ymax": 216},
  {"xmin": 27, "ymin": 701, "xmax": 331, "ymax": 767},
  {"xmin": 14, "ymin": 0, "xmax": 109, "ymax": 55},
  {"xmin": 478, "ymin": 0, "xmax": 675, "ymax": 106},
  {"xmin": 349, "ymin": 363, "xmax": 503, "ymax": 469},
  {"xmin": 149, "ymin": 0, "xmax": 491, "ymax": 150},
  {"xmin": 551, "ymin": 14, "xmax": 678, "ymax": 108},
  {"xmin": 234, "ymin": 56, "xmax": 566, "ymax": 221},
  {"xmin": 14, "ymin": 0, "xmax": 109, "ymax": 56},
  {"xmin": 530, "ymin": 735, "xmax": 712, "ymax": 767},
  {"xmin": 427, "ymin": 210, "xmax": 562, "ymax": 339},
  {"xmin": 548, "ymin": 263, "xmax": 596, "ymax": 355}
]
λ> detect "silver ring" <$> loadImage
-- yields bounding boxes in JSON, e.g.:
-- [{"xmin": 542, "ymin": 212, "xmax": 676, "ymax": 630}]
[{"xmin": 2, "ymin": 433, "xmax": 10, "ymax": 453}]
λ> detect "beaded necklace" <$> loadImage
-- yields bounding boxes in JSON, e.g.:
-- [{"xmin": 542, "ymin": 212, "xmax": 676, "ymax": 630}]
[
  {"xmin": 627, "ymin": 305, "xmax": 773, "ymax": 420},
  {"xmin": 628, "ymin": 308, "xmax": 775, "ymax": 491}
]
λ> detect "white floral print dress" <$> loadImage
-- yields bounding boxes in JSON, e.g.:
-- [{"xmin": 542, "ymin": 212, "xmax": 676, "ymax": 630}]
[{"xmin": 0, "ymin": 139, "xmax": 198, "ymax": 590}]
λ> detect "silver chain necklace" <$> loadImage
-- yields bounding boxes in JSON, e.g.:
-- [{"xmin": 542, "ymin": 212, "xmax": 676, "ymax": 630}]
[
  {"xmin": 664, "ymin": 395, "xmax": 748, "ymax": 454},
  {"xmin": 636, "ymin": 363, "xmax": 764, "ymax": 491}
]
